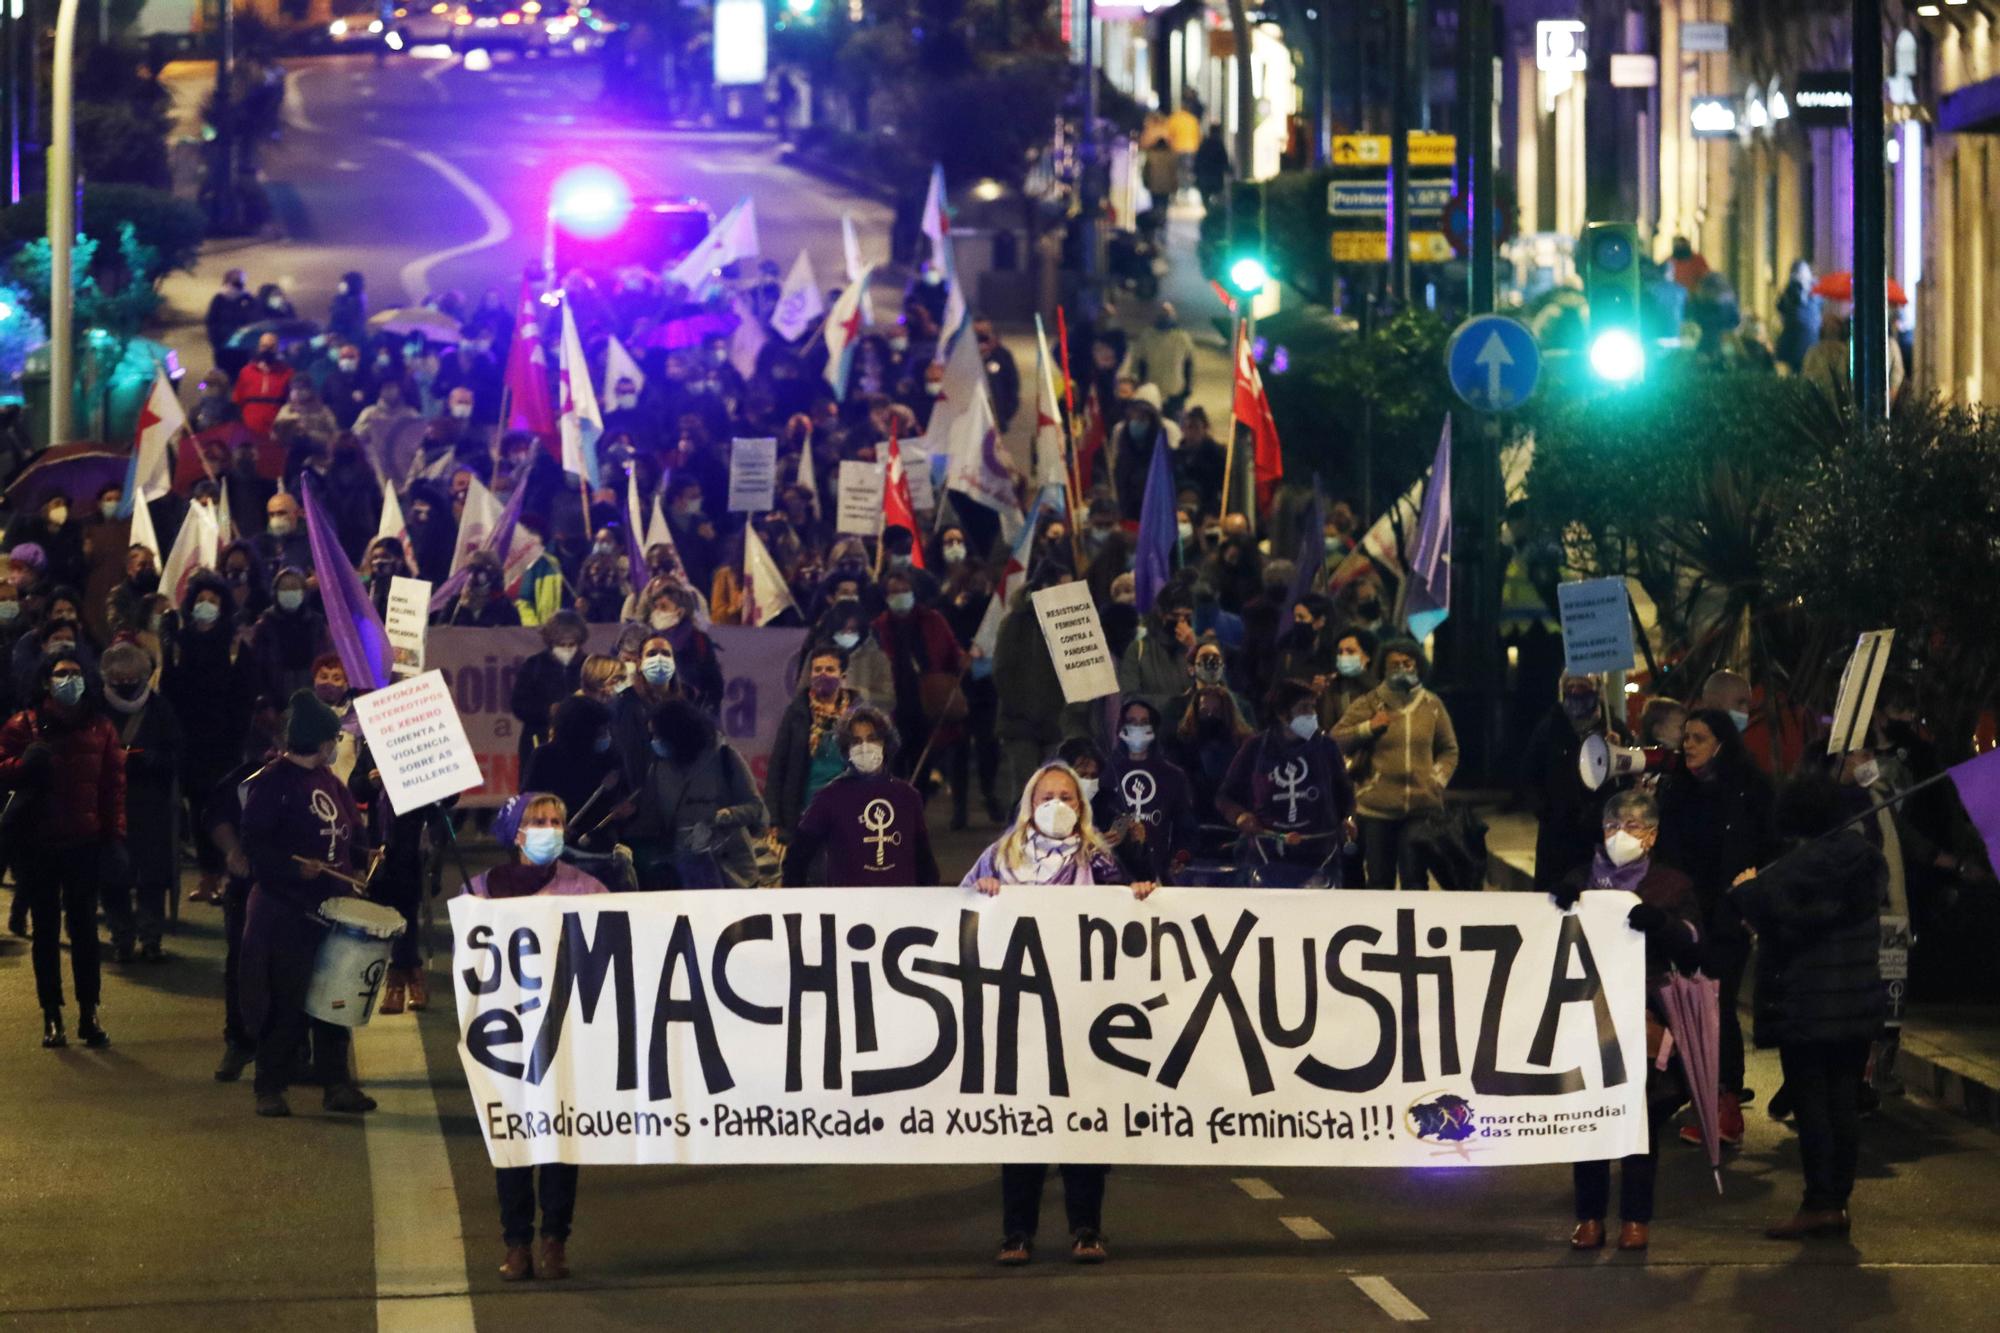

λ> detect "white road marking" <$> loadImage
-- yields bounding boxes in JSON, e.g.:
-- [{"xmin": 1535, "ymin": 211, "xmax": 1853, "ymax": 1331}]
[
  {"xmin": 356, "ymin": 1013, "xmax": 477, "ymax": 1332},
  {"xmin": 1352, "ymin": 1275, "xmax": 1428, "ymax": 1322},
  {"xmin": 376, "ymin": 136, "xmax": 516, "ymax": 302},
  {"xmin": 1278, "ymin": 1215, "xmax": 1334, "ymax": 1241},
  {"xmin": 1233, "ymin": 1176, "xmax": 1283, "ymax": 1201}
]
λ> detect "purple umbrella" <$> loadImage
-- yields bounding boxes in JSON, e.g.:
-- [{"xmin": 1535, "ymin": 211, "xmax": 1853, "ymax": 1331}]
[
  {"xmin": 5, "ymin": 443, "xmax": 131, "ymax": 514},
  {"xmin": 1658, "ymin": 969, "xmax": 1724, "ymax": 1194}
]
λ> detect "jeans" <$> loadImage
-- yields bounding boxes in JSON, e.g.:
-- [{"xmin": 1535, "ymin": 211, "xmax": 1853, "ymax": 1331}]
[
  {"xmin": 1574, "ymin": 1101, "xmax": 1668, "ymax": 1223},
  {"xmin": 253, "ymin": 1008, "xmax": 352, "ymax": 1096},
  {"xmin": 101, "ymin": 858, "xmax": 170, "ymax": 949},
  {"xmin": 1000, "ymin": 1164, "xmax": 1107, "ymax": 1239},
  {"xmin": 1359, "ymin": 815, "xmax": 1426, "ymax": 890},
  {"xmin": 496, "ymin": 1164, "xmax": 579, "ymax": 1246},
  {"xmin": 1779, "ymin": 1038, "xmax": 1870, "ymax": 1211},
  {"xmin": 19, "ymin": 848, "xmax": 101, "ymax": 1012}
]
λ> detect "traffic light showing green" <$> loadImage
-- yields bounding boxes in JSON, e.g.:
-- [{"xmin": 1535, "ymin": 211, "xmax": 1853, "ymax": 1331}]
[
  {"xmin": 1581, "ymin": 221, "xmax": 1643, "ymax": 385},
  {"xmin": 1226, "ymin": 254, "xmax": 1270, "ymax": 297}
]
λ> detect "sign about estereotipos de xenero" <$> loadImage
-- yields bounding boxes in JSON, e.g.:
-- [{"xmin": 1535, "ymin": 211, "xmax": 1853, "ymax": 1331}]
[{"xmin": 451, "ymin": 889, "xmax": 1649, "ymax": 1168}]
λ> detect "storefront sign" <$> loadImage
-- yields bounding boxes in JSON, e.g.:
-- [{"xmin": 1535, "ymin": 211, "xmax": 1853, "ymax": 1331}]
[
  {"xmin": 1793, "ymin": 71, "xmax": 1853, "ymax": 128},
  {"xmin": 1680, "ymin": 21, "xmax": 1729, "ymax": 54},
  {"xmin": 1689, "ymin": 96, "xmax": 1738, "ymax": 138},
  {"xmin": 1610, "ymin": 54, "xmax": 1658, "ymax": 89},
  {"xmin": 1536, "ymin": 20, "xmax": 1587, "ymax": 73}
]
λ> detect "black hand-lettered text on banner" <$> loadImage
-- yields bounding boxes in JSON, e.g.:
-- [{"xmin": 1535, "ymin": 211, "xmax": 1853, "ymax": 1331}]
[{"xmin": 450, "ymin": 888, "xmax": 1649, "ymax": 1167}]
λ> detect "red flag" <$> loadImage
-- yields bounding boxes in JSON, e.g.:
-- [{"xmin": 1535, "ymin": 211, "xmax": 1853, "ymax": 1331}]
[
  {"xmin": 1232, "ymin": 322, "xmax": 1284, "ymax": 514},
  {"xmin": 504, "ymin": 282, "xmax": 557, "ymax": 449},
  {"xmin": 884, "ymin": 429, "xmax": 924, "ymax": 568},
  {"xmin": 1076, "ymin": 393, "xmax": 1107, "ymax": 493}
]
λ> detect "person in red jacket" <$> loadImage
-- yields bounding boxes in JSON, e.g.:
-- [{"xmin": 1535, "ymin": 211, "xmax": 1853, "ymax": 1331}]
[
  {"xmin": 0, "ymin": 652, "xmax": 127, "ymax": 1049},
  {"xmin": 233, "ymin": 332, "xmax": 294, "ymax": 436},
  {"xmin": 871, "ymin": 568, "xmax": 964, "ymax": 798}
]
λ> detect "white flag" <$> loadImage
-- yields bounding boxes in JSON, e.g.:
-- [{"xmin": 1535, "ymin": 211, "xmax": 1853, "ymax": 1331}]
[
  {"xmin": 770, "ymin": 250, "xmax": 826, "ymax": 342},
  {"xmin": 932, "ymin": 326, "xmax": 1019, "ymax": 527},
  {"xmin": 214, "ymin": 481, "xmax": 237, "ymax": 545},
  {"xmin": 822, "ymin": 266, "xmax": 872, "ymax": 398},
  {"xmin": 558, "ymin": 300, "xmax": 603, "ymax": 486},
  {"xmin": 626, "ymin": 464, "xmax": 649, "ymax": 562},
  {"xmin": 600, "ymin": 333, "xmax": 646, "ymax": 405},
  {"xmin": 128, "ymin": 484, "xmax": 161, "ymax": 564},
  {"xmin": 377, "ymin": 481, "xmax": 415, "ymax": 571},
  {"xmin": 728, "ymin": 293, "xmax": 768, "ymax": 380},
  {"xmin": 1031, "ymin": 314, "xmax": 1069, "ymax": 489},
  {"xmin": 742, "ymin": 524, "xmax": 794, "ymax": 627},
  {"xmin": 666, "ymin": 198, "xmax": 761, "ymax": 292},
  {"xmin": 645, "ymin": 490, "xmax": 674, "ymax": 556},
  {"xmin": 450, "ymin": 475, "xmax": 502, "ymax": 576},
  {"xmin": 161, "ymin": 499, "xmax": 219, "ymax": 606},
  {"xmin": 920, "ymin": 163, "xmax": 950, "ymax": 253},
  {"xmin": 841, "ymin": 212, "xmax": 875, "ymax": 325},
  {"xmin": 134, "ymin": 364, "xmax": 184, "ymax": 501}
]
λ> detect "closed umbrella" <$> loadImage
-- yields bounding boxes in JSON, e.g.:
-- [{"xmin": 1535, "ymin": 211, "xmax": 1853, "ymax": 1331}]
[
  {"xmin": 225, "ymin": 317, "xmax": 323, "ymax": 353},
  {"xmin": 369, "ymin": 307, "xmax": 463, "ymax": 339},
  {"xmin": 1658, "ymin": 968, "xmax": 1724, "ymax": 1194},
  {"xmin": 1811, "ymin": 272, "xmax": 1909, "ymax": 306}
]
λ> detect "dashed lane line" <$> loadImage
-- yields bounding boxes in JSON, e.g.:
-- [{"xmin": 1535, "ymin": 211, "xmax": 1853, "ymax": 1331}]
[
  {"xmin": 1352, "ymin": 1275, "xmax": 1428, "ymax": 1322},
  {"xmin": 1234, "ymin": 1177, "xmax": 1283, "ymax": 1201},
  {"xmin": 1279, "ymin": 1215, "xmax": 1334, "ymax": 1241}
]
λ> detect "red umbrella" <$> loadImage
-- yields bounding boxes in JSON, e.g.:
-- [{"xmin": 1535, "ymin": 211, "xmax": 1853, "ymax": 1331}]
[
  {"xmin": 1812, "ymin": 271, "xmax": 1909, "ymax": 306},
  {"xmin": 1658, "ymin": 969, "xmax": 1725, "ymax": 1194}
]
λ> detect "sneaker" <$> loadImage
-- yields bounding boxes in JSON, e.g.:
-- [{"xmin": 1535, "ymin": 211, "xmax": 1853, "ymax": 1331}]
[
  {"xmin": 1071, "ymin": 1228, "xmax": 1108, "ymax": 1263},
  {"xmin": 996, "ymin": 1234, "xmax": 1032, "ymax": 1266},
  {"xmin": 214, "ymin": 1042, "xmax": 256, "ymax": 1083},
  {"xmin": 323, "ymin": 1083, "xmax": 378, "ymax": 1114},
  {"xmin": 255, "ymin": 1093, "xmax": 292, "ymax": 1118}
]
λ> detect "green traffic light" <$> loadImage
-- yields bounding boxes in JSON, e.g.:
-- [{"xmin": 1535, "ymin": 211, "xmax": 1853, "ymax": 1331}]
[
  {"xmin": 1588, "ymin": 328, "xmax": 1644, "ymax": 384},
  {"xmin": 1227, "ymin": 255, "xmax": 1270, "ymax": 296}
]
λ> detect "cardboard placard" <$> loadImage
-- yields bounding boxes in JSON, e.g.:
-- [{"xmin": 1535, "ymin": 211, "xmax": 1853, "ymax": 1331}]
[
  {"xmin": 351, "ymin": 670, "xmax": 484, "ymax": 815},
  {"xmin": 901, "ymin": 441, "xmax": 936, "ymax": 513},
  {"xmin": 384, "ymin": 576, "xmax": 431, "ymax": 679},
  {"xmin": 728, "ymin": 437, "xmax": 778, "ymax": 513},
  {"xmin": 837, "ymin": 459, "xmax": 885, "ymax": 536},
  {"xmin": 1031, "ymin": 581, "xmax": 1120, "ymax": 704},
  {"xmin": 1556, "ymin": 577, "xmax": 1636, "ymax": 675}
]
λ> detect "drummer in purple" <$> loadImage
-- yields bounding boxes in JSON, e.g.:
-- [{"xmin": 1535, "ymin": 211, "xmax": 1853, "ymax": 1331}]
[
  {"xmin": 239, "ymin": 689, "xmax": 378, "ymax": 1118},
  {"xmin": 780, "ymin": 704, "xmax": 939, "ymax": 887}
]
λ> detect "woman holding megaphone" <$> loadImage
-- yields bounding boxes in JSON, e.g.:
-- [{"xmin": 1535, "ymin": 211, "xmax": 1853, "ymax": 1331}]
[{"xmin": 1520, "ymin": 672, "xmax": 1632, "ymax": 895}]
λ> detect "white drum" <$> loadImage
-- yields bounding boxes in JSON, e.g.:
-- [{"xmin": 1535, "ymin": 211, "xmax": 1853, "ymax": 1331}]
[{"xmin": 305, "ymin": 897, "xmax": 408, "ymax": 1027}]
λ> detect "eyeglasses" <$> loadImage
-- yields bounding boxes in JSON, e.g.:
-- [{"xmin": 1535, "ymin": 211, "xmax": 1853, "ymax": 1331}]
[{"xmin": 1603, "ymin": 819, "xmax": 1656, "ymax": 835}]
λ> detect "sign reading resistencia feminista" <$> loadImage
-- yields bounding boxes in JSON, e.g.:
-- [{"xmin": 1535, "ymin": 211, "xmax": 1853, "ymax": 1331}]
[
  {"xmin": 451, "ymin": 888, "xmax": 1650, "ymax": 1168},
  {"xmin": 1031, "ymin": 581, "xmax": 1120, "ymax": 703},
  {"xmin": 727, "ymin": 438, "xmax": 778, "ymax": 513},
  {"xmin": 836, "ymin": 459, "xmax": 885, "ymax": 536}
]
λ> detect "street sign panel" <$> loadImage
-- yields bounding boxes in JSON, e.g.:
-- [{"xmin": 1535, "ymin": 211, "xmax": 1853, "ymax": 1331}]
[
  {"xmin": 1327, "ymin": 180, "xmax": 1456, "ymax": 216},
  {"xmin": 1331, "ymin": 133, "xmax": 1456, "ymax": 168},
  {"xmin": 1680, "ymin": 20, "xmax": 1728, "ymax": 53},
  {"xmin": 1445, "ymin": 315, "xmax": 1541, "ymax": 411},
  {"xmin": 1332, "ymin": 231, "xmax": 1454, "ymax": 264}
]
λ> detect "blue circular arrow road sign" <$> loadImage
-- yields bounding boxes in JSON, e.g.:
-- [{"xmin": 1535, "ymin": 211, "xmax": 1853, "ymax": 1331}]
[{"xmin": 1445, "ymin": 315, "xmax": 1541, "ymax": 412}]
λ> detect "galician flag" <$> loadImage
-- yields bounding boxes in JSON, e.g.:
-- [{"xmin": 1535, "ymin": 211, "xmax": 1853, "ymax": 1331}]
[
  {"xmin": 134, "ymin": 364, "xmax": 184, "ymax": 502},
  {"xmin": 558, "ymin": 299, "xmax": 603, "ymax": 487},
  {"xmin": 450, "ymin": 475, "xmax": 503, "ymax": 576},
  {"xmin": 841, "ymin": 211, "xmax": 875, "ymax": 324},
  {"xmin": 376, "ymin": 479, "xmax": 416, "ymax": 573},
  {"xmin": 160, "ymin": 498, "xmax": 219, "ymax": 606},
  {"xmin": 667, "ymin": 198, "xmax": 761, "ymax": 292},
  {"xmin": 128, "ymin": 484, "xmax": 161, "ymax": 564},
  {"xmin": 599, "ymin": 331, "xmax": 646, "ymax": 406},
  {"xmin": 921, "ymin": 163, "xmax": 968, "ymax": 358},
  {"xmin": 933, "ymin": 323, "xmax": 1020, "ymax": 533},
  {"xmin": 1031, "ymin": 314, "xmax": 1069, "ymax": 490},
  {"xmin": 972, "ymin": 484, "xmax": 1064, "ymax": 657},
  {"xmin": 822, "ymin": 266, "xmax": 872, "ymax": 399},
  {"xmin": 742, "ymin": 524, "xmax": 795, "ymax": 627},
  {"xmin": 771, "ymin": 250, "xmax": 827, "ymax": 342},
  {"xmin": 645, "ymin": 489, "xmax": 675, "ymax": 558}
]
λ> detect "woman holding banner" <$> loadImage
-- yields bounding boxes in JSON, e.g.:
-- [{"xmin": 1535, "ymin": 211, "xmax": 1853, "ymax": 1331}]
[
  {"xmin": 463, "ymin": 791, "xmax": 610, "ymax": 1282},
  {"xmin": 965, "ymin": 761, "xmax": 1156, "ymax": 1265}
]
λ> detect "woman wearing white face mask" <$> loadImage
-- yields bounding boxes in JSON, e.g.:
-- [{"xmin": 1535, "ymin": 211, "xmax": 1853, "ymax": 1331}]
[
  {"xmin": 1549, "ymin": 788, "xmax": 1702, "ymax": 1254},
  {"xmin": 509, "ymin": 611, "xmax": 588, "ymax": 765},
  {"xmin": 965, "ymin": 761, "xmax": 1151, "ymax": 1266},
  {"xmin": 246, "ymin": 567, "xmax": 329, "ymax": 701},
  {"xmin": 462, "ymin": 792, "xmax": 609, "ymax": 1283},
  {"xmin": 781, "ymin": 705, "xmax": 937, "ymax": 886},
  {"xmin": 1216, "ymin": 678, "xmax": 1359, "ymax": 885},
  {"xmin": 1097, "ymin": 698, "xmax": 1200, "ymax": 883}
]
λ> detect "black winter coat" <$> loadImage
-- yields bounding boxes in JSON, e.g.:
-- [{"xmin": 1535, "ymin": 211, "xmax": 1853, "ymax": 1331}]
[
  {"xmin": 1735, "ymin": 831, "xmax": 1885, "ymax": 1047},
  {"xmin": 1522, "ymin": 705, "xmax": 1627, "ymax": 893},
  {"xmin": 1654, "ymin": 758, "xmax": 1777, "ymax": 940},
  {"xmin": 508, "ymin": 648, "xmax": 580, "ymax": 760}
]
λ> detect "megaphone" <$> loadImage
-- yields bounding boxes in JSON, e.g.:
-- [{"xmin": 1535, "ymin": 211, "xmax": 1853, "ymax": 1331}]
[{"xmin": 1578, "ymin": 734, "xmax": 1670, "ymax": 791}]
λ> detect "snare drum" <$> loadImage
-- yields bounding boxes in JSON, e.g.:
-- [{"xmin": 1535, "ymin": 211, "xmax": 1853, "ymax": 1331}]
[{"xmin": 305, "ymin": 897, "xmax": 408, "ymax": 1027}]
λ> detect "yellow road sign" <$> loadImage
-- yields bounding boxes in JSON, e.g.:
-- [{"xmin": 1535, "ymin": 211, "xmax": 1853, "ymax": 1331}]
[
  {"xmin": 1330, "ymin": 133, "xmax": 1457, "ymax": 168},
  {"xmin": 1331, "ymin": 231, "xmax": 1454, "ymax": 263}
]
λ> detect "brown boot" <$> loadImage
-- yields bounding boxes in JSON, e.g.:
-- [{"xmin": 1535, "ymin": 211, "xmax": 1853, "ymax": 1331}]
[
  {"xmin": 1617, "ymin": 1221, "xmax": 1650, "ymax": 1251},
  {"xmin": 406, "ymin": 967, "xmax": 431, "ymax": 1012},
  {"xmin": 1569, "ymin": 1219, "xmax": 1605, "ymax": 1250},
  {"xmin": 1765, "ymin": 1209, "xmax": 1850, "ymax": 1240},
  {"xmin": 499, "ymin": 1245, "xmax": 533, "ymax": 1281},
  {"xmin": 377, "ymin": 969, "xmax": 408, "ymax": 1016},
  {"xmin": 536, "ymin": 1237, "xmax": 570, "ymax": 1280}
]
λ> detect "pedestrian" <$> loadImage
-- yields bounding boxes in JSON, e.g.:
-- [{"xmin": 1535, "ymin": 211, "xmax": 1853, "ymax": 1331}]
[
  {"xmin": 246, "ymin": 567, "xmax": 329, "ymax": 700},
  {"xmin": 509, "ymin": 611, "xmax": 587, "ymax": 766},
  {"xmin": 1116, "ymin": 583, "xmax": 1196, "ymax": 716},
  {"xmin": 1654, "ymin": 708, "xmax": 1776, "ymax": 1149},
  {"xmin": 0, "ymin": 651, "xmax": 124, "ymax": 1049},
  {"xmin": 1216, "ymin": 678, "xmax": 1358, "ymax": 885},
  {"xmin": 4, "ymin": 492, "xmax": 87, "ymax": 590},
  {"xmin": 328, "ymin": 270, "xmax": 369, "ymax": 347},
  {"xmin": 463, "ymin": 791, "xmax": 609, "ymax": 1282},
  {"xmin": 1124, "ymin": 304, "xmax": 1195, "ymax": 418},
  {"xmin": 166, "ymin": 572, "xmax": 252, "ymax": 904},
  {"xmin": 203, "ymin": 748, "xmax": 269, "ymax": 1083},
  {"xmin": 1275, "ymin": 592, "xmax": 1337, "ymax": 687},
  {"xmin": 274, "ymin": 379, "xmax": 339, "ymax": 447},
  {"xmin": 1098, "ymin": 697, "xmax": 1199, "ymax": 884},
  {"xmin": 238, "ymin": 689, "xmax": 377, "ymax": 1118},
  {"xmin": 1193, "ymin": 123, "xmax": 1232, "ymax": 211},
  {"xmin": 992, "ymin": 564, "xmax": 1071, "ymax": 801},
  {"xmin": 253, "ymin": 493, "xmax": 312, "ymax": 580},
  {"xmin": 767, "ymin": 644, "xmax": 857, "ymax": 838},
  {"xmin": 966, "ymin": 760, "xmax": 1154, "ymax": 1265},
  {"xmin": 439, "ymin": 551, "xmax": 522, "ymax": 627},
  {"xmin": 1731, "ymin": 770, "xmax": 1884, "ymax": 1241},
  {"xmin": 1333, "ymin": 637, "xmax": 1460, "ymax": 889},
  {"xmin": 1669, "ymin": 236, "xmax": 1710, "ymax": 293},
  {"xmin": 207, "ymin": 268, "xmax": 259, "ymax": 376},
  {"xmin": 1109, "ymin": 386, "xmax": 1180, "ymax": 522},
  {"xmin": 1520, "ymin": 672, "xmax": 1630, "ymax": 894},
  {"xmin": 781, "ymin": 704, "xmax": 938, "ymax": 886},
  {"xmin": 1318, "ymin": 627, "xmax": 1377, "ymax": 729},
  {"xmin": 98, "ymin": 642, "xmax": 183, "ymax": 965},
  {"xmin": 622, "ymin": 699, "xmax": 767, "ymax": 889},
  {"xmin": 1774, "ymin": 260, "xmax": 1821, "ymax": 374},
  {"xmin": 641, "ymin": 582, "xmax": 724, "ymax": 713},
  {"xmin": 1553, "ymin": 788, "xmax": 1703, "ymax": 1253},
  {"xmin": 872, "ymin": 567, "xmax": 962, "ymax": 795},
  {"xmin": 234, "ymin": 333, "xmax": 295, "ymax": 437}
]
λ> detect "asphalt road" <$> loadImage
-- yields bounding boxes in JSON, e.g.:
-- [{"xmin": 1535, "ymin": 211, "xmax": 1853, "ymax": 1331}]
[{"xmin": 25, "ymin": 50, "xmax": 1997, "ymax": 1333}]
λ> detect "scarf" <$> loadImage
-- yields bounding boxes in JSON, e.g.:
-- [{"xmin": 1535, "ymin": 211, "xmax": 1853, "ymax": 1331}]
[
  {"xmin": 1585, "ymin": 847, "xmax": 1650, "ymax": 893},
  {"xmin": 806, "ymin": 687, "xmax": 849, "ymax": 754},
  {"xmin": 1019, "ymin": 829, "xmax": 1090, "ymax": 885}
]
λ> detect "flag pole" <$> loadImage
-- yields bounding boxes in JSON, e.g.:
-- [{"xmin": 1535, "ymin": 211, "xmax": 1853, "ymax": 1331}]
[
  {"xmin": 1052, "ymin": 307, "xmax": 1087, "ymax": 570},
  {"xmin": 1220, "ymin": 319, "xmax": 1243, "ymax": 527},
  {"xmin": 874, "ymin": 420, "xmax": 897, "ymax": 580}
]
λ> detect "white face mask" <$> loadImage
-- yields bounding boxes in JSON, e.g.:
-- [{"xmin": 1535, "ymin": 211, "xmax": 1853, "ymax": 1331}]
[
  {"xmin": 652, "ymin": 609, "xmax": 683, "ymax": 631},
  {"xmin": 1034, "ymin": 797, "xmax": 1079, "ymax": 840},
  {"xmin": 1853, "ymin": 759, "xmax": 1881, "ymax": 788},
  {"xmin": 46, "ymin": 506, "xmax": 68, "ymax": 528},
  {"xmin": 849, "ymin": 741, "xmax": 885, "ymax": 775},
  {"xmin": 1077, "ymin": 777, "xmax": 1100, "ymax": 803},
  {"xmin": 551, "ymin": 644, "xmax": 578, "ymax": 665},
  {"xmin": 1121, "ymin": 725, "xmax": 1153, "ymax": 753},
  {"xmin": 942, "ymin": 543, "xmax": 966, "ymax": 564},
  {"xmin": 1605, "ymin": 830, "xmax": 1648, "ymax": 867},
  {"xmin": 451, "ymin": 403, "xmax": 474, "ymax": 420},
  {"xmin": 1289, "ymin": 713, "xmax": 1319, "ymax": 741},
  {"xmin": 277, "ymin": 588, "xmax": 305, "ymax": 612}
]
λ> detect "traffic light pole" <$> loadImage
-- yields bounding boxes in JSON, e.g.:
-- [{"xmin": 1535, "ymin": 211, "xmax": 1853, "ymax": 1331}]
[
  {"xmin": 1388, "ymin": 0, "xmax": 1412, "ymax": 305},
  {"xmin": 1851, "ymin": 0, "xmax": 1887, "ymax": 422}
]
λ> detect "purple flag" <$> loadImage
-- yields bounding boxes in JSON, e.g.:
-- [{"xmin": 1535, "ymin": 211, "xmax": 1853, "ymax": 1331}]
[
  {"xmin": 300, "ymin": 473, "xmax": 392, "ymax": 691},
  {"xmin": 1949, "ymin": 748, "xmax": 2000, "ymax": 876},
  {"xmin": 428, "ymin": 471, "xmax": 533, "ymax": 614},
  {"xmin": 1404, "ymin": 418, "xmax": 1451, "ymax": 641},
  {"xmin": 1279, "ymin": 477, "xmax": 1327, "ymax": 629},
  {"xmin": 1131, "ymin": 436, "xmax": 1178, "ymax": 614}
]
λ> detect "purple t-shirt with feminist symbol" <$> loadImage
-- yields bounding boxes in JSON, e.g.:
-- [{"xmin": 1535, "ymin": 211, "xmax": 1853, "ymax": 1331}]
[{"xmin": 793, "ymin": 773, "xmax": 938, "ymax": 885}]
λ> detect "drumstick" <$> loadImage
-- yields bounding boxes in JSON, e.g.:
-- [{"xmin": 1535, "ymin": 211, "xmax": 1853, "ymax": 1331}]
[
  {"xmin": 565, "ymin": 770, "xmax": 623, "ymax": 837},
  {"xmin": 293, "ymin": 850, "xmax": 383, "ymax": 894}
]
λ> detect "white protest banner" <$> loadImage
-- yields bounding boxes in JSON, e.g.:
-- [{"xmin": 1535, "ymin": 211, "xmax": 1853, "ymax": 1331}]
[
  {"xmin": 1556, "ymin": 577, "xmax": 1635, "ymax": 675},
  {"xmin": 451, "ymin": 888, "xmax": 1649, "ymax": 1168},
  {"xmin": 351, "ymin": 670, "xmax": 484, "ymax": 814},
  {"xmin": 728, "ymin": 437, "xmax": 778, "ymax": 513},
  {"xmin": 1032, "ymin": 581, "xmax": 1119, "ymax": 703},
  {"xmin": 836, "ymin": 459, "xmax": 885, "ymax": 537},
  {"xmin": 1827, "ymin": 628, "xmax": 1895, "ymax": 756},
  {"xmin": 384, "ymin": 576, "xmax": 432, "ymax": 678},
  {"xmin": 901, "ymin": 441, "xmax": 936, "ymax": 513},
  {"xmin": 426, "ymin": 625, "xmax": 807, "ymax": 804}
]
